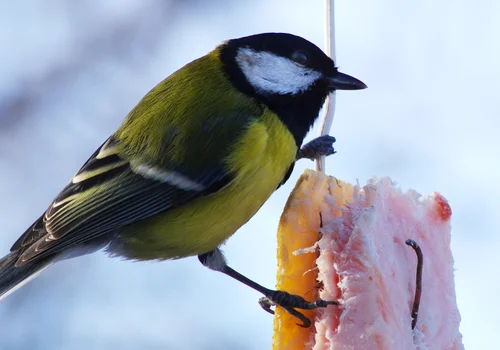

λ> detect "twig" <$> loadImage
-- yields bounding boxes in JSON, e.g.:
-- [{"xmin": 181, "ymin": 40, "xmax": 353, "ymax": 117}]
[
  {"xmin": 405, "ymin": 239, "xmax": 423, "ymax": 330},
  {"xmin": 316, "ymin": 0, "xmax": 337, "ymax": 172}
]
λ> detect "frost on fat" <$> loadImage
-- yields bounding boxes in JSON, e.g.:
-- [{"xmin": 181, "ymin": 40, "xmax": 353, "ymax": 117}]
[{"xmin": 314, "ymin": 176, "xmax": 463, "ymax": 350}]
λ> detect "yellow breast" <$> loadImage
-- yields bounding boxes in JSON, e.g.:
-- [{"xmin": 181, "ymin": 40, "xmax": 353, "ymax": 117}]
[{"xmin": 123, "ymin": 109, "xmax": 297, "ymax": 260}]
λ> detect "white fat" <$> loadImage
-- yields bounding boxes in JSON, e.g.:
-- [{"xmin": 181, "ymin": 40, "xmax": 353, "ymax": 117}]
[
  {"xmin": 235, "ymin": 47, "xmax": 321, "ymax": 95},
  {"xmin": 132, "ymin": 163, "xmax": 205, "ymax": 191}
]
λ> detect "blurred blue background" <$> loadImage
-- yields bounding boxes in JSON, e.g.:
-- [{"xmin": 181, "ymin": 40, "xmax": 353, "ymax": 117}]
[{"xmin": 0, "ymin": 0, "xmax": 497, "ymax": 349}]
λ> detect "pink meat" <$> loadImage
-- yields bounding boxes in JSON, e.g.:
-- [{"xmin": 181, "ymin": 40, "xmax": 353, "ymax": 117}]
[{"xmin": 313, "ymin": 177, "xmax": 463, "ymax": 350}]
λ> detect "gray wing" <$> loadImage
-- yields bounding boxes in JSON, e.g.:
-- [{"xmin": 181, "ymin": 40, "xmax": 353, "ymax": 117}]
[{"xmin": 11, "ymin": 136, "xmax": 231, "ymax": 265}]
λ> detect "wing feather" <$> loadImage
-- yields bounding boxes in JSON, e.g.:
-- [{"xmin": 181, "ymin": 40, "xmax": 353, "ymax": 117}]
[{"xmin": 13, "ymin": 136, "xmax": 232, "ymax": 264}]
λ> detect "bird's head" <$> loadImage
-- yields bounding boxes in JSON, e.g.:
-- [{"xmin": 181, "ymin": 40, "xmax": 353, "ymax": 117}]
[
  {"xmin": 220, "ymin": 32, "xmax": 366, "ymax": 96},
  {"xmin": 219, "ymin": 33, "xmax": 366, "ymax": 145}
]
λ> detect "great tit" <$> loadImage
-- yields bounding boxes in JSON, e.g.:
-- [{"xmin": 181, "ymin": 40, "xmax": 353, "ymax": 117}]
[{"xmin": 0, "ymin": 33, "xmax": 366, "ymax": 326}]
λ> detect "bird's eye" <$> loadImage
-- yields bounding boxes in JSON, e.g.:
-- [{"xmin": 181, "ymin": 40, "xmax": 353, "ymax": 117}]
[{"xmin": 291, "ymin": 51, "xmax": 308, "ymax": 65}]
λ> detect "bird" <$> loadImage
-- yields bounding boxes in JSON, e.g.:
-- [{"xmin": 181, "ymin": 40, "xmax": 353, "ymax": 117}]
[{"xmin": 0, "ymin": 32, "xmax": 366, "ymax": 326}]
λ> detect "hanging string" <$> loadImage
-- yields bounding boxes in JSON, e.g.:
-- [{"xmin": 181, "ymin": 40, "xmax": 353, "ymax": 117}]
[{"xmin": 316, "ymin": 0, "xmax": 336, "ymax": 172}]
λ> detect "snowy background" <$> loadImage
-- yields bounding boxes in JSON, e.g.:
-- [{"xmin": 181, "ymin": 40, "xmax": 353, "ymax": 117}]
[{"xmin": 0, "ymin": 1, "xmax": 498, "ymax": 349}]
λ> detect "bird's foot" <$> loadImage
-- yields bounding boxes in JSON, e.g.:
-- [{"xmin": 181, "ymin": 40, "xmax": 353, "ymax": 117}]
[
  {"xmin": 297, "ymin": 135, "xmax": 336, "ymax": 160},
  {"xmin": 258, "ymin": 290, "xmax": 338, "ymax": 327}
]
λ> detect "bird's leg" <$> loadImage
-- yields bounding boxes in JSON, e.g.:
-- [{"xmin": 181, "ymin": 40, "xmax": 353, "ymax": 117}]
[
  {"xmin": 297, "ymin": 135, "xmax": 336, "ymax": 161},
  {"xmin": 198, "ymin": 248, "xmax": 338, "ymax": 328}
]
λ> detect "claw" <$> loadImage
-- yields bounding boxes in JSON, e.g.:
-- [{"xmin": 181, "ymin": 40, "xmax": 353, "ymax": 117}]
[
  {"xmin": 298, "ymin": 135, "xmax": 337, "ymax": 160},
  {"xmin": 258, "ymin": 297, "xmax": 275, "ymax": 315},
  {"xmin": 261, "ymin": 289, "xmax": 339, "ymax": 327},
  {"xmin": 284, "ymin": 307, "xmax": 311, "ymax": 328}
]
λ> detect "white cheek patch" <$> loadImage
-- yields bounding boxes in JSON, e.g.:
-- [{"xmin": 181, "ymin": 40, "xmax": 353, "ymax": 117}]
[{"xmin": 236, "ymin": 48, "xmax": 322, "ymax": 95}]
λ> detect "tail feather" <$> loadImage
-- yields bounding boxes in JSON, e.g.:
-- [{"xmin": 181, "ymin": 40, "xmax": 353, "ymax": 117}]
[{"xmin": 0, "ymin": 252, "xmax": 53, "ymax": 301}]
